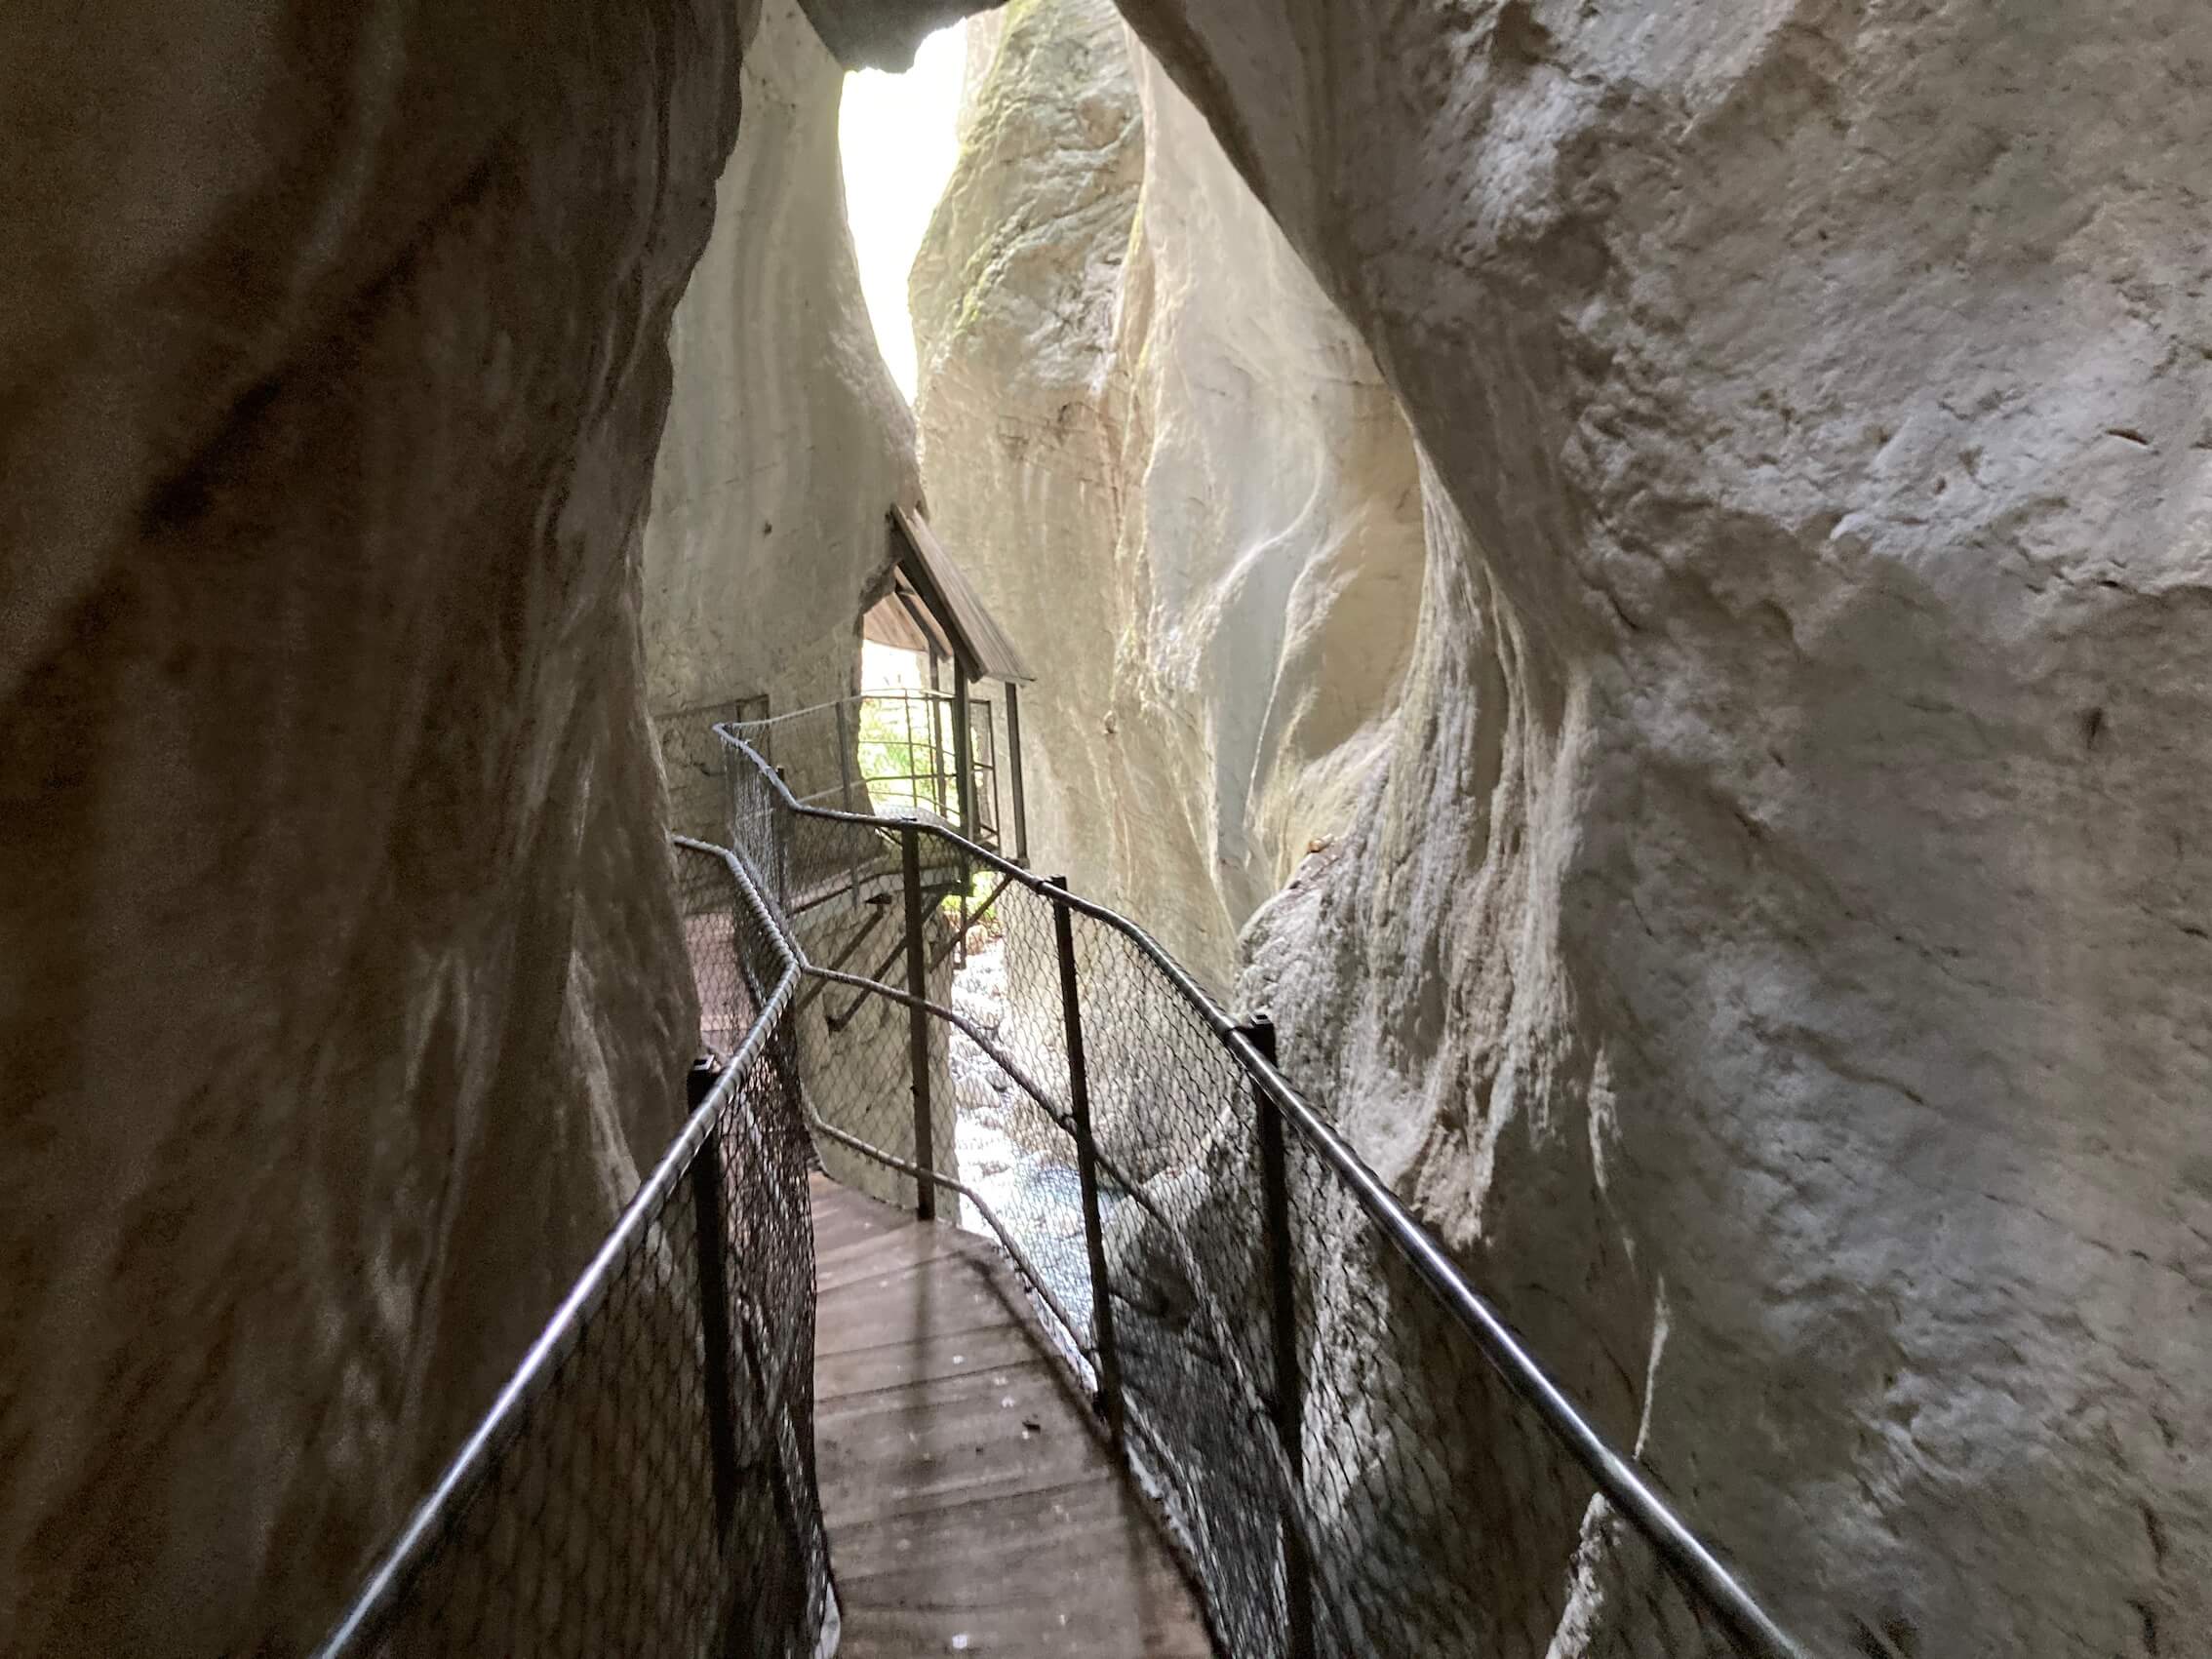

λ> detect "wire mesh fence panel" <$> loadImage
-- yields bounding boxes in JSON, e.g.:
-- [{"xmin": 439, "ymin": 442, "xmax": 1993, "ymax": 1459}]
[
  {"xmin": 702, "ymin": 728, "xmax": 1814, "ymax": 1659},
  {"xmin": 723, "ymin": 696, "xmax": 1006, "ymax": 851},
  {"xmin": 1046, "ymin": 913, "xmax": 1296, "ymax": 1659},
  {"xmin": 944, "ymin": 878, "xmax": 1095, "ymax": 1323},
  {"xmin": 657, "ymin": 694, "xmax": 769, "ymax": 845},
  {"xmin": 318, "ymin": 844, "xmax": 828, "ymax": 1659},
  {"xmin": 798, "ymin": 967, "xmax": 949, "ymax": 1213},
  {"xmin": 725, "ymin": 701, "xmax": 865, "ymax": 816},
  {"xmin": 1276, "ymin": 1121, "xmax": 1578, "ymax": 1656}
]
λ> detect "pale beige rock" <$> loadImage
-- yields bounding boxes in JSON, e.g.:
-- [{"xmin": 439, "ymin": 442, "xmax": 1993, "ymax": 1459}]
[
  {"xmin": 0, "ymin": 3, "xmax": 752, "ymax": 1652},
  {"xmin": 911, "ymin": 2, "xmax": 1425, "ymax": 990},
  {"xmin": 643, "ymin": 0, "xmax": 923, "ymax": 752},
  {"xmin": 1109, "ymin": 1, "xmax": 2212, "ymax": 1654},
  {"xmin": 959, "ymin": 9, "xmax": 1009, "ymax": 138},
  {"xmin": 641, "ymin": 0, "xmax": 954, "ymax": 1238},
  {"xmin": 812, "ymin": 0, "xmax": 2212, "ymax": 1646}
]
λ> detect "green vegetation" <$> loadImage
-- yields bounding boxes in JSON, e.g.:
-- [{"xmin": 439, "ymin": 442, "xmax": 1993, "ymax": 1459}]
[
  {"xmin": 942, "ymin": 866, "xmax": 1006, "ymax": 944},
  {"xmin": 852, "ymin": 693, "xmax": 1005, "ymax": 945},
  {"xmin": 854, "ymin": 694, "xmax": 953, "ymax": 818}
]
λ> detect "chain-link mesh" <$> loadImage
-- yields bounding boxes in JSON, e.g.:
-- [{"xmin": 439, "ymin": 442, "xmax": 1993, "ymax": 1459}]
[
  {"xmin": 315, "ymin": 842, "xmax": 830, "ymax": 1659},
  {"xmin": 715, "ymin": 726, "xmax": 1809, "ymax": 1659},
  {"xmin": 725, "ymin": 693, "xmax": 1005, "ymax": 851},
  {"xmin": 655, "ymin": 694, "xmax": 769, "ymax": 843}
]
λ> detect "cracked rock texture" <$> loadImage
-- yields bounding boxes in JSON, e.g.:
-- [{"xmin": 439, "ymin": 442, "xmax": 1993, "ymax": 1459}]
[
  {"xmin": 1094, "ymin": 0, "xmax": 2212, "ymax": 1654},
  {"xmin": 910, "ymin": 0, "xmax": 1427, "ymax": 990},
  {"xmin": 0, "ymin": 2, "xmax": 756, "ymax": 1651}
]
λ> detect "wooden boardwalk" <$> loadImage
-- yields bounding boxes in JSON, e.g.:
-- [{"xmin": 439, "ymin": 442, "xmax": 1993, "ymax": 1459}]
[{"xmin": 810, "ymin": 1176, "xmax": 1214, "ymax": 1658}]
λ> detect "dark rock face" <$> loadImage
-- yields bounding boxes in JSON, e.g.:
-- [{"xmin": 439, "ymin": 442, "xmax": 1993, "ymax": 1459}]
[
  {"xmin": 797, "ymin": 0, "xmax": 992, "ymax": 69},
  {"xmin": 0, "ymin": 4, "xmax": 756, "ymax": 1650}
]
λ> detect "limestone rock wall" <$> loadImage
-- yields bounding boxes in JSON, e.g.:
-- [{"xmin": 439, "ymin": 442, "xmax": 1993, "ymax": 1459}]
[
  {"xmin": 911, "ymin": 1, "xmax": 1426, "ymax": 989},
  {"xmin": 640, "ymin": 0, "xmax": 958, "ymax": 1210},
  {"xmin": 643, "ymin": 0, "xmax": 923, "ymax": 763},
  {"xmin": 1105, "ymin": 1, "xmax": 2212, "ymax": 1654},
  {"xmin": 0, "ymin": 4, "xmax": 757, "ymax": 1653}
]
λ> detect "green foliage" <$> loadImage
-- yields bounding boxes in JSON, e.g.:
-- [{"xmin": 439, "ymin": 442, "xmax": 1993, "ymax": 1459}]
[
  {"xmin": 854, "ymin": 694, "xmax": 952, "ymax": 818},
  {"xmin": 937, "ymin": 867, "xmax": 1006, "ymax": 946}
]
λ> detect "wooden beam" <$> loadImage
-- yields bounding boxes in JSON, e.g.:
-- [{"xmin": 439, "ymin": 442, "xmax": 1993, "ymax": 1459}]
[
  {"xmin": 951, "ymin": 663, "xmax": 977, "ymax": 845},
  {"xmin": 1004, "ymin": 683, "xmax": 1029, "ymax": 865}
]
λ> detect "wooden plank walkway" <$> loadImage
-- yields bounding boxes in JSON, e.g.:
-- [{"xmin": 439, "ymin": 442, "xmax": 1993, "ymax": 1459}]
[{"xmin": 810, "ymin": 1176, "xmax": 1214, "ymax": 1658}]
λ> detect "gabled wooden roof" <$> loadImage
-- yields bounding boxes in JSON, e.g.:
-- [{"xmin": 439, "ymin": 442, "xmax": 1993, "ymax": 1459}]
[
  {"xmin": 889, "ymin": 504, "xmax": 1035, "ymax": 685},
  {"xmin": 862, "ymin": 572, "xmax": 954, "ymax": 658}
]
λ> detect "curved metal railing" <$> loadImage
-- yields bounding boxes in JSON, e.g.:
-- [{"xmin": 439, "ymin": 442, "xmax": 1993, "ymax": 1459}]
[
  {"xmin": 313, "ymin": 841, "xmax": 831, "ymax": 1659},
  {"xmin": 310, "ymin": 725, "xmax": 1820, "ymax": 1659},
  {"xmin": 716, "ymin": 722, "xmax": 1814, "ymax": 1659}
]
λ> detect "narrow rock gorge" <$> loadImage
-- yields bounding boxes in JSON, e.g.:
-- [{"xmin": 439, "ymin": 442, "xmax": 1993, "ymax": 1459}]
[
  {"xmin": 904, "ymin": 0, "xmax": 2212, "ymax": 1650},
  {"xmin": 7, "ymin": 0, "xmax": 2208, "ymax": 1655},
  {"xmin": 912, "ymin": 0, "xmax": 1426, "ymax": 987},
  {"xmin": 642, "ymin": 0, "xmax": 959, "ymax": 1214},
  {"xmin": 1094, "ymin": 1, "xmax": 2211, "ymax": 1653},
  {"xmin": 643, "ymin": 0, "xmax": 922, "ymax": 816}
]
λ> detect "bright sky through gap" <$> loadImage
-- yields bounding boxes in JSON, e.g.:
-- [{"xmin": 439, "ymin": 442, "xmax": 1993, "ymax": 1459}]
[{"xmin": 839, "ymin": 23, "xmax": 968, "ymax": 404}]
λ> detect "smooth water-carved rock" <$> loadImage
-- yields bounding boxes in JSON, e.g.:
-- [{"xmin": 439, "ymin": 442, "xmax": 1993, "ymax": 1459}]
[
  {"xmin": 641, "ymin": 0, "xmax": 958, "ymax": 1231},
  {"xmin": 0, "ymin": 4, "xmax": 754, "ymax": 1651},
  {"xmin": 912, "ymin": 1, "xmax": 1425, "ymax": 988},
  {"xmin": 823, "ymin": 0, "xmax": 2212, "ymax": 1646},
  {"xmin": 1103, "ymin": 1, "xmax": 2212, "ymax": 1652},
  {"xmin": 644, "ymin": 0, "xmax": 923, "ymax": 762}
]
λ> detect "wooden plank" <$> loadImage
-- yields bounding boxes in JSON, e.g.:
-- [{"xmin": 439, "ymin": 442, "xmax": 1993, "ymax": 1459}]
[
  {"xmin": 810, "ymin": 1179, "xmax": 1215, "ymax": 1659},
  {"xmin": 830, "ymin": 1481, "xmax": 1216, "ymax": 1659},
  {"xmin": 815, "ymin": 1318, "xmax": 1040, "ymax": 1402},
  {"xmin": 815, "ymin": 1356, "xmax": 1108, "ymax": 1529},
  {"xmin": 830, "ymin": 1481, "xmax": 1215, "ymax": 1659},
  {"xmin": 812, "ymin": 1275, "xmax": 1012, "ymax": 1363},
  {"xmin": 807, "ymin": 1172, "xmax": 902, "ymax": 1249},
  {"xmin": 813, "ymin": 1223, "xmax": 975, "ymax": 1293},
  {"xmin": 890, "ymin": 505, "xmax": 1035, "ymax": 685}
]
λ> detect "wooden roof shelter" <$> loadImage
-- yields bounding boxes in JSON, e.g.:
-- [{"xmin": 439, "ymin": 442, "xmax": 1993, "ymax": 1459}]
[
  {"xmin": 866, "ymin": 505, "xmax": 1034, "ymax": 685},
  {"xmin": 861, "ymin": 506, "xmax": 1034, "ymax": 861}
]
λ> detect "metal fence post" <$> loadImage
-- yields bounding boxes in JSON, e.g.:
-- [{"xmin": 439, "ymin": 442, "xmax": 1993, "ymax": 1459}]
[
  {"xmin": 951, "ymin": 663, "xmax": 977, "ymax": 842},
  {"xmin": 686, "ymin": 1063, "xmax": 741, "ymax": 1547},
  {"xmin": 772, "ymin": 767, "xmax": 793, "ymax": 915},
  {"xmin": 1244, "ymin": 1017, "xmax": 1316, "ymax": 1659},
  {"xmin": 724, "ymin": 743, "xmax": 740, "ymax": 855},
  {"xmin": 1050, "ymin": 877, "xmax": 1126, "ymax": 1456},
  {"xmin": 902, "ymin": 824, "xmax": 936, "ymax": 1221},
  {"xmin": 833, "ymin": 696, "xmax": 855, "ymax": 812}
]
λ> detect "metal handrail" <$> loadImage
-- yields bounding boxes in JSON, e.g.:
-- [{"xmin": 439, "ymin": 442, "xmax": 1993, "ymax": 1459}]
[
  {"xmin": 314, "ymin": 839, "xmax": 802, "ymax": 1658},
  {"xmin": 728, "ymin": 690, "xmax": 1003, "ymax": 850},
  {"xmin": 795, "ymin": 954, "xmax": 1293, "ymax": 1460},
  {"xmin": 716, "ymin": 725, "xmax": 1810, "ymax": 1659},
  {"xmin": 789, "ymin": 959, "xmax": 1088, "ymax": 1349}
]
